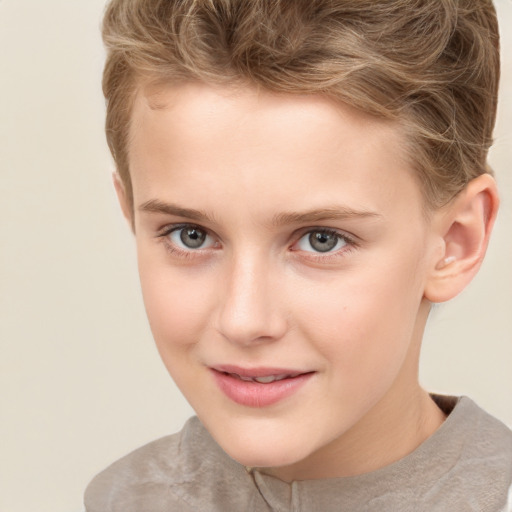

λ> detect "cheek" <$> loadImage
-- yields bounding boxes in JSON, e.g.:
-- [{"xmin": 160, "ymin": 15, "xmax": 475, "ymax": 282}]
[
  {"xmin": 293, "ymin": 261, "xmax": 424, "ymax": 384},
  {"xmin": 137, "ymin": 252, "xmax": 213, "ymax": 354}
]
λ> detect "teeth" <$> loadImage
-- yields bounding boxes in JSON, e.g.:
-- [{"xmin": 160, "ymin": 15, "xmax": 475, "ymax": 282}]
[
  {"xmin": 229, "ymin": 372, "xmax": 293, "ymax": 383},
  {"xmin": 254, "ymin": 375, "xmax": 290, "ymax": 383},
  {"xmin": 253, "ymin": 375, "xmax": 278, "ymax": 383}
]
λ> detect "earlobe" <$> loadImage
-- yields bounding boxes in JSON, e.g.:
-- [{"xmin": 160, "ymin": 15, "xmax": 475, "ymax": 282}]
[
  {"xmin": 424, "ymin": 174, "xmax": 499, "ymax": 303},
  {"xmin": 113, "ymin": 173, "xmax": 135, "ymax": 232}
]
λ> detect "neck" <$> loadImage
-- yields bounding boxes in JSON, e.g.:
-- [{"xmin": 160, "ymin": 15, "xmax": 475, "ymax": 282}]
[{"xmin": 265, "ymin": 387, "xmax": 444, "ymax": 482}]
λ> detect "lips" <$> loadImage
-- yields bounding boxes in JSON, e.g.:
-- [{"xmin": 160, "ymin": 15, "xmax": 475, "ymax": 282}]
[
  {"xmin": 210, "ymin": 365, "xmax": 314, "ymax": 407},
  {"xmin": 224, "ymin": 371, "xmax": 302, "ymax": 384}
]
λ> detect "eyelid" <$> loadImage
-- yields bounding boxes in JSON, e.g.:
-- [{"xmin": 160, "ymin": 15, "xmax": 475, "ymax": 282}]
[
  {"xmin": 298, "ymin": 230, "xmax": 344, "ymax": 251},
  {"xmin": 157, "ymin": 222, "xmax": 221, "ymax": 253},
  {"xmin": 157, "ymin": 222, "xmax": 210, "ymax": 238},
  {"xmin": 155, "ymin": 223, "xmax": 358, "ymax": 262},
  {"xmin": 290, "ymin": 227, "xmax": 358, "ymax": 260},
  {"xmin": 292, "ymin": 226, "xmax": 357, "ymax": 245}
]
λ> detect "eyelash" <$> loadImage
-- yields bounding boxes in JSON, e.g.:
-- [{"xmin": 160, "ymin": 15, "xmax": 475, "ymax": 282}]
[
  {"xmin": 156, "ymin": 224, "xmax": 357, "ymax": 262},
  {"xmin": 292, "ymin": 228, "xmax": 357, "ymax": 263},
  {"xmin": 157, "ymin": 223, "xmax": 218, "ymax": 259}
]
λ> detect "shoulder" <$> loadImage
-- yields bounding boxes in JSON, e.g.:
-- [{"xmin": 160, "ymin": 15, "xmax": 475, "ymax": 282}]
[
  {"xmin": 421, "ymin": 396, "xmax": 512, "ymax": 510},
  {"xmin": 344, "ymin": 396, "xmax": 512, "ymax": 511},
  {"xmin": 84, "ymin": 416, "xmax": 258, "ymax": 512},
  {"xmin": 337, "ymin": 396, "xmax": 512, "ymax": 511},
  {"xmin": 449, "ymin": 395, "xmax": 512, "ymax": 459},
  {"xmin": 84, "ymin": 417, "xmax": 196, "ymax": 512}
]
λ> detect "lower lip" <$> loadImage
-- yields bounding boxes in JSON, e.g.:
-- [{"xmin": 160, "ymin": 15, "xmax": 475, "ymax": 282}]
[{"xmin": 211, "ymin": 370, "xmax": 313, "ymax": 408}]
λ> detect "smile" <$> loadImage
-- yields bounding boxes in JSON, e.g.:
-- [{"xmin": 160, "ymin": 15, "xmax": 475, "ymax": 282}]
[
  {"xmin": 210, "ymin": 366, "xmax": 315, "ymax": 407},
  {"xmin": 229, "ymin": 372, "xmax": 301, "ymax": 384}
]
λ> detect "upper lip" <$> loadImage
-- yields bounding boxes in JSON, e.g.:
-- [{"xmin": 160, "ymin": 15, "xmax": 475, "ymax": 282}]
[{"xmin": 211, "ymin": 364, "xmax": 311, "ymax": 378}]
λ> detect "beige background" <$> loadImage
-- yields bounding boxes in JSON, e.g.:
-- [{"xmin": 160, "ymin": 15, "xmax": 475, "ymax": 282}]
[{"xmin": 0, "ymin": 1, "xmax": 510, "ymax": 511}]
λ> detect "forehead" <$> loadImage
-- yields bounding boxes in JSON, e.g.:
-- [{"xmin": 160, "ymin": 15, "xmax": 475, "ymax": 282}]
[
  {"xmin": 130, "ymin": 82, "xmax": 400, "ymax": 155},
  {"xmin": 128, "ymin": 82, "xmax": 423, "ymax": 220}
]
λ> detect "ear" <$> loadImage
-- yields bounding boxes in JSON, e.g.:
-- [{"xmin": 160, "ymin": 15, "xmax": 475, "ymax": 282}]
[
  {"xmin": 113, "ymin": 173, "xmax": 134, "ymax": 232},
  {"xmin": 424, "ymin": 174, "xmax": 499, "ymax": 303}
]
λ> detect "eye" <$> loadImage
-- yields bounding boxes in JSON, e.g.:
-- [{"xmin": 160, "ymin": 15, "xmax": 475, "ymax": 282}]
[
  {"xmin": 296, "ymin": 229, "xmax": 348, "ymax": 253},
  {"xmin": 168, "ymin": 225, "xmax": 216, "ymax": 250}
]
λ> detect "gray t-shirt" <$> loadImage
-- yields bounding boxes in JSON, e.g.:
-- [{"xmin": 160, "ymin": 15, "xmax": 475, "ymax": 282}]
[{"xmin": 84, "ymin": 396, "xmax": 512, "ymax": 511}]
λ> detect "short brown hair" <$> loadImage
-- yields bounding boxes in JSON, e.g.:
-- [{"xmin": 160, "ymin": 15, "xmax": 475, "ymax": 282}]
[{"xmin": 101, "ymin": 0, "xmax": 500, "ymax": 213}]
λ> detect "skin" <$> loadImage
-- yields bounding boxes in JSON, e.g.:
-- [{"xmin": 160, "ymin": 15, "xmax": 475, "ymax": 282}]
[{"xmin": 119, "ymin": 82, "xmax": 496, "ymax": 481}]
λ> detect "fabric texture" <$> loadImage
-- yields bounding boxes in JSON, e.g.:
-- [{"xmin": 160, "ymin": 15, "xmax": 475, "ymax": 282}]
[{"xmin": 84, "ymin": 396, "xmax": 512, "ymax": 511}]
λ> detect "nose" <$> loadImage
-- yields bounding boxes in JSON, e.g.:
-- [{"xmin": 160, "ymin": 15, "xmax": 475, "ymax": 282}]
[{"xmin": 215, "ymin": 256, "xmax": 288, "ymax": 346}]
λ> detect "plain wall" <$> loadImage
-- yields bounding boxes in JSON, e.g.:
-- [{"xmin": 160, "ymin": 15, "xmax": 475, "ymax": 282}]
[{"xmin": 0, "ymin": 1, "xmax": 510, "ymax": 511}]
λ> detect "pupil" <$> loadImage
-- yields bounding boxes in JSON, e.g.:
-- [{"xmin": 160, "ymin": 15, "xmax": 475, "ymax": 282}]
[
  {"xmin": 309, "ymin": 231, "xmax": 337, "ymax": 252},
  {"xmin": 180, "ymin": 228, "xmax": 206, "ymax": 248}
]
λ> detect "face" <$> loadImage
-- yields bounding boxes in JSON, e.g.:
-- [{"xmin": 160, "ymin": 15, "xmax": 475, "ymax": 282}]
[{"xmin": 127, "ymin": 83, "xmax": 440, "ymax": 479}]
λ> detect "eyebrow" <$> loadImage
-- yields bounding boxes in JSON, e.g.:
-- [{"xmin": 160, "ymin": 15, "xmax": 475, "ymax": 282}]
[
  {"xmin": 139, "ymin": 199, "xmax": 217, "ymax": 223},
  {"xmin": 139, "ymin": 199, "xmax": 381, "ymax": 226},
  {"xmin": 271, "ymin": 207, "xmax": 381, "ymax": 226}
]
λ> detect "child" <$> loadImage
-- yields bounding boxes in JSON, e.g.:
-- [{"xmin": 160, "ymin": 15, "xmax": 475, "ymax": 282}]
[{"xmin": 85, "ymin": 0, "xmax": 512, "ymax": 510}]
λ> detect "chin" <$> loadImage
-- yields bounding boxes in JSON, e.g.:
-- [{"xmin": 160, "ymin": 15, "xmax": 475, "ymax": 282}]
[
  {"xmin": 213, "ymin": 428, "xmax": 311, "ymax": 470},
  {"xmin": 229, "ymin": 448, "xmax": 301, "ymax": 470}
]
